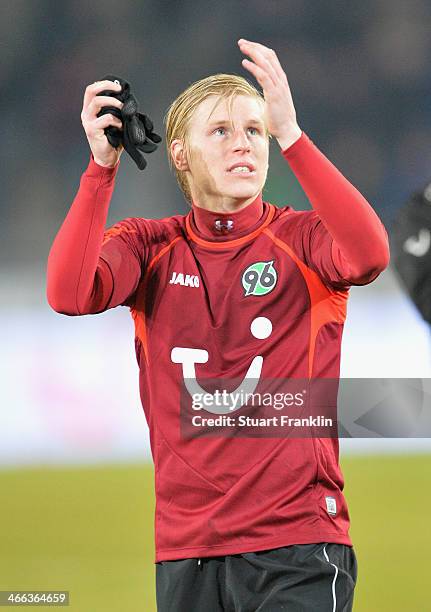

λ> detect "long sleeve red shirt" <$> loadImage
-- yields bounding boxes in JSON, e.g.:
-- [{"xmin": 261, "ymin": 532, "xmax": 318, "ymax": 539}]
[{"xmin": 47, "ymin": 132, "xmax": 389, "ymax": 561}]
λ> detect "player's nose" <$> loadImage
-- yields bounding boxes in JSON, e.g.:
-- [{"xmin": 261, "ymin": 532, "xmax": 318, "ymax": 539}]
[{"xmin": 232, "ymin": 129, "xmax": 251, "ymax": 151}]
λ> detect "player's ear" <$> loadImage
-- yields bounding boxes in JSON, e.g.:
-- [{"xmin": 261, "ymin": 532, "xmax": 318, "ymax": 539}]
[{"xmin": 171, "ymin": 139, "xmax": 190, "ymax": 172}]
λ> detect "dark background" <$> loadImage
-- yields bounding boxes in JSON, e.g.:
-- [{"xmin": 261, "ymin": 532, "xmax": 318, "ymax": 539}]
[{"xmin": 2, "ymin": 0, "xmax": 431, "ymax": 267}]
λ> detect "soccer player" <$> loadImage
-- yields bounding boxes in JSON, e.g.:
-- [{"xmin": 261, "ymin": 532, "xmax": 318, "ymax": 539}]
[{"xmin": 47, "ymin": 39, "xmax": 389, "ymax": 611}]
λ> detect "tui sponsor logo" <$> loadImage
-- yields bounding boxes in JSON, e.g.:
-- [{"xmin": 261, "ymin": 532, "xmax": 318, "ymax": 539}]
[{"xmin": 171, "ymin": 316, "xmax": 273, "ymax": 414}]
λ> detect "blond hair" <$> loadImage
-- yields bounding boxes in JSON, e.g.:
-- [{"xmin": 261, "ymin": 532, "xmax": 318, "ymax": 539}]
[{"xmin": 164, "ymin": 73, "xmax": 270, "ymax": 204}]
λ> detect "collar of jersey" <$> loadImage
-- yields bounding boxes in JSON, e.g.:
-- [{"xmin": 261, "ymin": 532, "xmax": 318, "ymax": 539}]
[{"xmin": 186, "ymin": 199, "xmax": 276, "ymax": 249}]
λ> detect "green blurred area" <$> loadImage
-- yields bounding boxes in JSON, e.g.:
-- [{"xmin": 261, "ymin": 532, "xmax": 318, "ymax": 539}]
[
  {"xmin": 0, "ymin": 454, "xmax": 429, "ymax": 611},
  {"xmin": 265, "ymin": 151, "xmax": 311, "ymax": 211}
]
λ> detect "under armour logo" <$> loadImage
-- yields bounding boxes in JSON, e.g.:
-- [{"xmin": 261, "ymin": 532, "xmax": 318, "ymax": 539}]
[{"xmin": 214, "ymin": 219, "xmax": 234, "ymax": 233}]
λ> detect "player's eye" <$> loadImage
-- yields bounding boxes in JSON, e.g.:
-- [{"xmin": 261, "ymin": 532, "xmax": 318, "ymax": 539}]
[{"xmin": 212, "ymin": 126, "xmax": 260, "ymax": 136}]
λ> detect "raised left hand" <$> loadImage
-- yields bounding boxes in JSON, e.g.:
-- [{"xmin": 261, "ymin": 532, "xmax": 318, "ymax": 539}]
[{"xmin": 238, "ymin": 39, "xmax": 302, "ymax": 149}]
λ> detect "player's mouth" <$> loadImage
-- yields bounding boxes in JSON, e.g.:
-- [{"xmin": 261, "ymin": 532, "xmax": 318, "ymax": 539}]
[{"xmin": 226, "ymin": 162, "xmax": 256, "ymax": 177}]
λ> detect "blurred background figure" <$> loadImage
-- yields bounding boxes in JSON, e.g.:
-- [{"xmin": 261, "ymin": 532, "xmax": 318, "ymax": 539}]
[
  {"xmin": 1, "ymin": 1, "xmax": 430, "ymax": 610},
  {"xmin": 391, "ymin": 181, "xmax": 431, "ymax": 326}
]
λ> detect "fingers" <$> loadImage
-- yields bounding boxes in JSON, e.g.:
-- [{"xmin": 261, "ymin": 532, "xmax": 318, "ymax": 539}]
[
  {"xmin": 82, "ymin": 113, "xmax": 123, "ymax": 140},
  {"xmin": 241, "ymin": 56, "xmax": 276, "ymax": 91},
  {"xmin": 87, "ymin": 95, "xmax": 123, "ymax": 118},
  {"xmin": 238, "ymin": 40, "xmax": 277, "ymax": 86},
  {"xmin": 238, "ymin": 39, "xmax": 287, "ymax": 84},
  {"xmin": 82, "ymin": 80, "xmax": 122, "ymax": 113},
  {"xmin": 142, "ymin": 114, "xmax": 154, "ymax": 132},
  {"xmin": 94, "ymin": 113, "xmax": 123, "ymax": 131}
]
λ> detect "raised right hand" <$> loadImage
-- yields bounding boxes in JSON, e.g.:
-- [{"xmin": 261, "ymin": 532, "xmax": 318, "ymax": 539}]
[{"xmin": 81, "ymin": 80, "xmax": 124, "ymax": 168}]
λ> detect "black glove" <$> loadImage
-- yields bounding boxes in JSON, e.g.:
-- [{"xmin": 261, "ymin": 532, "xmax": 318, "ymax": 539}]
[{"xmin": 96, "ymin": 74, "xmax": 161, "ymax": 170}]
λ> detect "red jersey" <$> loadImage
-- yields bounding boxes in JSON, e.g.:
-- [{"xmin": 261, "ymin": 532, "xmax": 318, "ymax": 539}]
[{"xmin": 47, "ymin": 132, "xmax": 389, "ymax": 562}]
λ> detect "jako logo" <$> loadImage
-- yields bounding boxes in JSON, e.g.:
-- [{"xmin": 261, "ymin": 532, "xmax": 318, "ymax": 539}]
[
  {"xmin": 242, "ymin": 260, "xmax": 277, "ymax": 296},
  {"xmin": 169, "ymin": 272, "xmax": 200, "ymax": 287}
]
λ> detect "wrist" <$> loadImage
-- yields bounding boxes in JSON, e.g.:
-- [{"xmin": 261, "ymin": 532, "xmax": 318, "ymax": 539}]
[
  {"xmin": 92, "ymin": 154, "xmax": 119, "ymax": 169},
  {"xmin": 276, "ymin": 124, "xmax": 302, "ymax": 151},
  {"xmin": 87, "ymin": 153, "xmax": 120, "ymax": 179}
]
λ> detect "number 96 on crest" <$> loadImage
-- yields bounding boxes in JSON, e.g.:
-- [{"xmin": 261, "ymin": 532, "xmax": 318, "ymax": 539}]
[{"xmin": 242, "ymin": 260, "xmax": 278, "ymax": 297}]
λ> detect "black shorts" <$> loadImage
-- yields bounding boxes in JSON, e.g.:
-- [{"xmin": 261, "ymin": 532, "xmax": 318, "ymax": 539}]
[{"xmin": 156, "ymin": 542, "xmax": 357, "ymax": 611}]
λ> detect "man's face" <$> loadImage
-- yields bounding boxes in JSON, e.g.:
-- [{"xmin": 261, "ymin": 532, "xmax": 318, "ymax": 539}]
[{"xmin": 184, "ymin": 94, "xmax": 270, "ymax": 207}]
